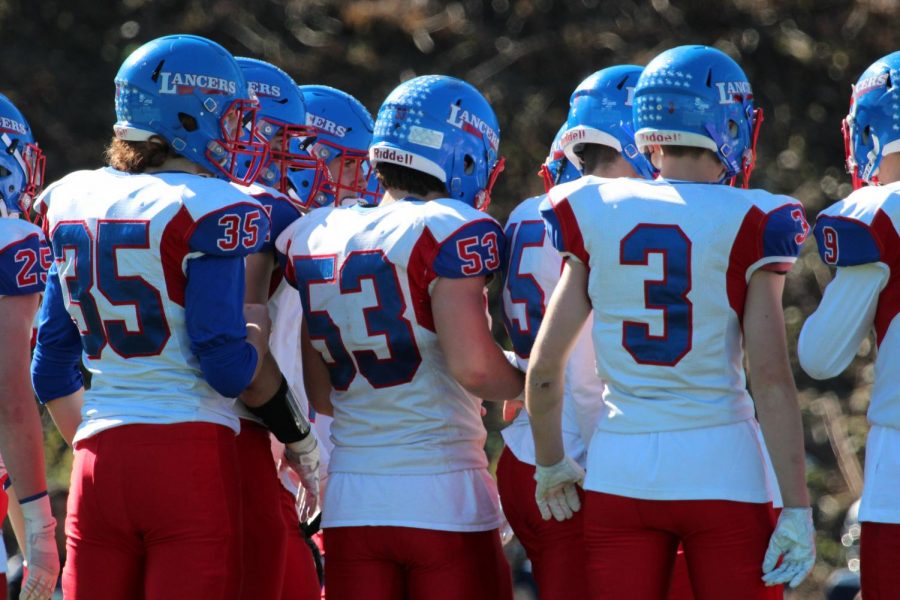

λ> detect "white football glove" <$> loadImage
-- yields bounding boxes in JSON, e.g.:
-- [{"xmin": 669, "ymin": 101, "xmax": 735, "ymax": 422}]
[
  {"xmin": 20, "ymin": 494, "xmax": 60, "ymax": 600},
  {"xmin": 534, "ymin": 456, "xmax": 585, "ymax": 522},
  {"xmin": 497, "ymin": 497, "xmax": 515, "ymax": 546},
  {"xmin": 283, "ymin": 434, "xmax": 321, "ymax": 522},
  {"xmin": 762, "ymin": 507, "xmax": 816, "ymax": 588}
]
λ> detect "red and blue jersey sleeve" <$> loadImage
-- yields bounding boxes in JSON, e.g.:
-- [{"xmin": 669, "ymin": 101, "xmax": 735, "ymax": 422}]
[
  {"xmin": 188, "ymin": 201, "xmax": 271, "ymax": 257},
  {"xmin": 726, "ymin": 199, "xmax": 808, "ymax": 321},
  {"xmin": 759, "ymin": 203, "xmax": 809, "ymax": 270},
  {"xmin": 250, "ymin": 192, "xmax": 304, "ymax": 255},
  {"xmin": 730, "ymin": 201, "xmax": 808, "ymax": 281},
  {"xmin": 814, "ymin": 214, "xmax": 884, "ymax": 267},
  {"xmin": 432, "ymin": 219, "xmax": 505, "ymax": 278},
  {"xmin": 0, "ymin": 230, "xmax": 49, "ymax": 297},
  {"xmin": 539, "ymin": 195, "xmax": 589, "ymax": 264}
]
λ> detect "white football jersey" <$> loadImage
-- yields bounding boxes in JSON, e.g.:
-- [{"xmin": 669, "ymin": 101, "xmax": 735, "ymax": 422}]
[
  {"xmin": 798, "ymin": 182, "xmax": 900, "ymax": 523},
  {"xmin": 799, "ymin": 182, "xmax": 899, "ymax": 428},
  {"xmin": 500, "ymin": 194, "xmax": 604, "ymax": 466},
  {"xmin": 38, "ymin": 168, "xmax": 268, "ymax": 443},
  {"xmin": 541, "ymin": 176, "xmax": 802, "ymax": 503},
  {"xmin": 277, "ymin": 198, "xmax": 503, "ymax": 476},
  {"xmin": 543, "ymin": 175, "xmax": 808, "ymax": 434},
  {"xmin": 0, "ymin": 218, "xmax": 49, "ymax": 299}
]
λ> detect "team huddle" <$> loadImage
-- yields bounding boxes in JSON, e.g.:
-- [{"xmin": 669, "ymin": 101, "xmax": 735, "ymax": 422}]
[{"xmin": 0, "ymin": 32, "xmax": 897, "ymax": 600}]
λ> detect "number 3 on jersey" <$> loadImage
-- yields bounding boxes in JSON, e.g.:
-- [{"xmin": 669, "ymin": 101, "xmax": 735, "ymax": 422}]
[
  {"xmin": 294, "ymin": 251, "xmax": 422, "ymax": 390},
  {"xmin": 620, "ymin": 224, "xmax": 693, "ymax": 366}
]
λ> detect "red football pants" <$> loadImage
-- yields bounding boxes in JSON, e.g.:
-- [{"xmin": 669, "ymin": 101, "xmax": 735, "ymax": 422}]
[
  {"xmin": 497, "ymin": 448, "xmax": 695, "ymax": 600},
  {"xmin": 496, "ymin": 446, "xmax": 587, "ymax": 599},
  {"xmin": 62, "ymin": 423, "xmax": 242, "ymax": 600},
  {"xmin": 236, "ymin": 420, "xmax": 288, "ymax": 600},
  {"xmin": 277, "ymin": 485, "xmax": 321, "ymax": 599},
  {"xmin": 583, "ymin": 491, "xmax": 782, "ymax": 600},
  {"xmin": 324, "ymin": 525, "xmax": 513, "ymax": 600},
  {"xmin": 860, "ymin": 521, "xmax": 900, "ymax": 599}
]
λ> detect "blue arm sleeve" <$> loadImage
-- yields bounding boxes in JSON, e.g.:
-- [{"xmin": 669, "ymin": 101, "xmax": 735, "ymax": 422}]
[
  {"xmin": 184, "ymin": 254, "xmax": 258, "ymax": 398},
  {"xmin": 31, "ymin": 264, "xmax": 84, "ymax": 403}
]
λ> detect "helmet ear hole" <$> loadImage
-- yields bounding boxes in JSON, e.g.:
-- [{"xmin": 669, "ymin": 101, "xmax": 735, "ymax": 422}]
[
  {"xmin": 728, "ymin": 120, "xmax": 739, "ymax": 137},
  {"xmin": 178, "ymin": 113, "xmax": 198, "ymax": 132},
  {"xmin": 862, "ymin": 125, "xmax": 872, "ymax": 145},
  {"xmin": 464, "ymin": 155, "xmax": 475, "ymax": 175}
]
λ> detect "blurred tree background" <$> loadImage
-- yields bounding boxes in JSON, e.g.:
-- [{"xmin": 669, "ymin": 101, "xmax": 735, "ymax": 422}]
[{"xmin": 4, "ymin": 0, "xmax": 899, "ymax": 596}]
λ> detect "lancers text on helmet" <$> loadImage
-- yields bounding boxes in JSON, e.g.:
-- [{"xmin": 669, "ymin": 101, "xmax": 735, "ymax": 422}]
[
  {"xmin": 446, "ymin": 104, "xmax": 499, "ymax": 151},
  {"xmin": 0, "ymin": 117, "xmax": 27, "ymax": 136},
  {"xmin": 855, "ymin": 73, "xmax": 890, "ymax": 98},
  {"xmin": 715, "ymin": 81, "xmax": 753, "ymax": 104},
  {"xmin": 306, "ymin": 113, "xmax": 348, "ymax": 138},
  {"xmin": 158, "ymin": 72, "xmax": 237, "ymax": 95},
  {"xmin": 248, "ymin": 81, "xmax": 282, "ymax": 98}
]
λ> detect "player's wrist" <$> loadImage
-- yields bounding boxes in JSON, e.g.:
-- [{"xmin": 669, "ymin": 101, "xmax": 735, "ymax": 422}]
[
  {"xmin": 20, "ymin": 490, "xmax": 51, "ymax": 512},
  {"xmin": 286, "ymin": 433, "xmax": 317, "ymax": 457},
  {"xmin": 247, "ymin": 376, "xmax": 312, "ymax": 444}
]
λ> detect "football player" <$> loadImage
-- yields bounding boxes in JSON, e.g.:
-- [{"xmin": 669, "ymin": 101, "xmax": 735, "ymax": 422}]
[
  {"xmin": 30, "ymin": 35, "xmax": 277, "ymax": 599},
  {"xmin": 497, "ymin": 65, "xmax": 654, "ymax": 599},
  {"xmin": 798, "ymin": 52, "xmax": 900, "ymax": 599},
  {"xmin": 0, "ymin": 92, "xmax": 59, "ymax": 600},
  {"xmin": 233, "ymin": 56, "xmax": 323, "ymax": 600},
  {"xmin": 298, "ymin": 84, "xmax": 380, "ymax": 207},
  {"xmin": 290, "ymin": 83, "xmax": 378, "ymax": 486},
  {"xmin": 287, "ymin": 83, "xmax": 380, "ymax": 599},
  {"xmin": 276, "ymin": 75, "xmax": 522, "ymax": 600},
  {"xmin": 526, "ymin": 46, "xmax": 815, "ymax": 598}
]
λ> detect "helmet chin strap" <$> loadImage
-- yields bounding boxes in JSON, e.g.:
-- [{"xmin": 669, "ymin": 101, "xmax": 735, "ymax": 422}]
[
  {"xmin": 478, "ymin": 155, "xmax": 506, "ymax": 211},
  {"xmin": 842, "ymin": 117, "xmax": 865, "ymax": 190},
  {"xmin": 737, "ymin": 107, "xmax": 764, "ymax": 189}
]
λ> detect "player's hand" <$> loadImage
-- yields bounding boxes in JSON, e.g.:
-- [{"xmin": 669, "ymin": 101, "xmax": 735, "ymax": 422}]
[
  {"xmin": 20, "ymin": 494, "xmax": 60, "ymax": 600},
  {"xmin": 762, "ymin": 507, "xmax": 816, "ymax": 588},
  {"xmin": 534, "ymin": 456, "xmax": 585, "ymax": 522},
  {"xmin": 284, "ymin": 434, "xmax": 321, "ymax": 521}
]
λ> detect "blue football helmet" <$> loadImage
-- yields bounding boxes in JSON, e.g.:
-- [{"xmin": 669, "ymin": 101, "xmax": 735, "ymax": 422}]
[
  {"xmin": 299, "ymin": 85, "xmax": 381, "ymax": 206},
  {"xmin": 633, "ymin": 45, "xmax": 763, "ymax": 186},
  {"xmin": 843, "ymin": 51, "xmax": 900, "ymax": 188},
  {"xmin": 539, "ymin": 123, "xmax": 581, "ymax": 193},
  {"xmin": 235, "ymin": 58, "xmax": 330, "ymax": 209},
  {"xmin": 561, "ymin": 65, "xmax": 656, "ymax": 180},
  {"xmin": 369, "ymin": 75, "xmax": 504, "ymax": 210},
  {"xmin": 113, "ymin": 35, "xmax": 267, "ymax": 185},
  {"xmin": 0, "ymin": 93, "xmax": 44, "ymax": 218}
]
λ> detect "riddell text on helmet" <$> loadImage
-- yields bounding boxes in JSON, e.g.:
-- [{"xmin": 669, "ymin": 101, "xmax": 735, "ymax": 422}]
[
  {"xmin": 637, "ymin": 131, "xmax": 683, "ymax": 143},
  {"xmin": 372, "ymin": 146, "xmax": 414, "ymax": 165}
]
